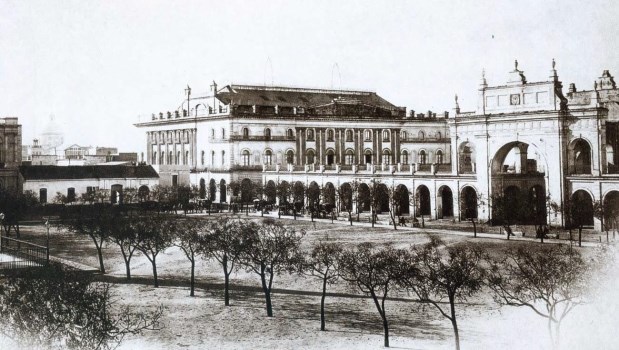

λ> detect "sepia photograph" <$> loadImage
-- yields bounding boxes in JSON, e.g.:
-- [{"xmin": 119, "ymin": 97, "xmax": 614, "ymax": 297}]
[{"xmin": 1, "ymin": 1, "xmax": 618, "ymax": 349}]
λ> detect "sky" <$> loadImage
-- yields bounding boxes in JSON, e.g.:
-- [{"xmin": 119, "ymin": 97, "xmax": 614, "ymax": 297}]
[{"xmin": 1, "ymin": 0, "xmax": 619, "ymax": 152}]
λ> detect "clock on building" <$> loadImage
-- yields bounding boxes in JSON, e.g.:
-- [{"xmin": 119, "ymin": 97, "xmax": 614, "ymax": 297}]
[{"xmin": 510, "ymin": 94, "xmax": 521, "ymax": 105}]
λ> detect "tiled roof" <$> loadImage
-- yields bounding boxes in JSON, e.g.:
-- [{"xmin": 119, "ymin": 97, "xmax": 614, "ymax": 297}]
[
  {"xmin": 216, "ymin": 84, "xmax": 399, "ymax": 110},
  {"xmin": 19, "ymin": 165, "xmax": 159, "ymax": 180}
]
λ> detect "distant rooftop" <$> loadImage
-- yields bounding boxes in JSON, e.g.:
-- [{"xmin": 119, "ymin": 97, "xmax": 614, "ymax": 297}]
[
  {"xmin": 20, "ymin": 165, "xmax": 159, "ymax": 180},
  {"xmin": 216, "ymin": 84, "xmax": 399, "ymax": 110}
]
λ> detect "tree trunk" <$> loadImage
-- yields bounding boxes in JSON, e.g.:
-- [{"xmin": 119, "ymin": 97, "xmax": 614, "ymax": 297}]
[
  {"xmin": 578, "ymin": 227, "xmax": 582, "ymax": 247},
  {"xmin": 124, "ymin": 259, "xmax": 131, "ymax": 281},
  {"xmin": 91, "ymin": 235, "xmax": 106, "ymax": 273},
  {"xmin": 223, "ymin": 256, "xmax": 230, "ymax": 306},
  {"xmin": 450, "ymin": 296, "xmax": 460, "ymax": 350},
  {"xmin": 152, "ymin": 255, "xmax": 159, "ymax": 288},
  {"xmin": 120, "ymin": 247, "xmax": 131, "ymax": 280},
  {"xmin": 190, "ymin": 257, "xmax": 195, "ymax": 297},
  {"xmin": 224, "ymin": 271, "xmax": 230, "ymax": 306},
  {"xmin": 260, "ymin": 271, "xmax": 273, "ymax": 317},
  {"xmin": 471, "ymin": 218, "xmax": 477, "ymax": 238},
  {"xmin": 371, "ymin": 209, "xmax": 375, "ymax": 228},
  {"xmin": 320, "ymin": 276, "xmax": 327, "ymax": 331},
  {"xmin": 382, "ymin": 315, "xmax": 389, "ymax": 347}
]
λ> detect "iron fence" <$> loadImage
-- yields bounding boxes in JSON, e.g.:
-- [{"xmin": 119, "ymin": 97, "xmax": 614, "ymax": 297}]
[{"xmin": 0, "ymin": 236, "xmax": 49, "ymax": 271}]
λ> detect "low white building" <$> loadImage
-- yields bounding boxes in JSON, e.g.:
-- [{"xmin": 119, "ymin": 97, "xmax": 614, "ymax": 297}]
[{"xmin": 20, "ymin": 164, "xmax": 159, "ymax": 204}]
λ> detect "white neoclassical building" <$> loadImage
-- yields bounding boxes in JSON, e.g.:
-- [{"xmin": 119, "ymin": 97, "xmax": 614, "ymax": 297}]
[{"xmin": 135, "ymin": 62, "xmax": 619, "ymax": 231}]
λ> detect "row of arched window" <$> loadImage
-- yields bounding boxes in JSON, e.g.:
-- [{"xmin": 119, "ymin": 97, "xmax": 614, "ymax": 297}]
[
  {"xmin": 238, "ymin": 148, "xmax": 445, "ymax": 166},
  {"xmin": 303, "ymin": 128, "xmax": 441, "ymax": 142},
  {"xmin": 241, "ymin": 127, "xmax": 295, "ymax": 140},
  {"xmin": 237, "ymin": 128, "xmax": 445, "ymax": 143}
]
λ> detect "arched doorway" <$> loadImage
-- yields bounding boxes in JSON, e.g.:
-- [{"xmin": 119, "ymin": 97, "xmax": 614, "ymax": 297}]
[
  {"xmin": 416, "ymin": 185, "xmax": 431, "ymax": 217},
  {"xmin": 111, "ymin": 184, "xmax": 123, "ymax": 204},
  {"xmin": 279, "ymin": 181, "xmax": 290, "ymax": 205},
  {"xmin": 364, "ymin": 149, "xmax": 373, "ymax": 164},
  {"xmin": 209, "ymin": 179, "xmax": 217, "ymax": 202},
  {"xmin": 323, "ymin": 182, "xmax": 336, "ymax": 205},
  {"xmin": 358, "ymin": 183, "xmax": 371, "ymax": 212},
  {"xmin": 265, "ymin": 180, "xmax": 276, "ymax": 204},
  {"xmin": 199, "ymin": 178, "xmax": 206, "ymax": 199},
  {"xmin": 490, "ymin": 141, "xmax": 546, "ymax": 222},
  {"xmin": 219, "ymin": 179, "xmax": 227, "ymax": 203},
  {"xmin": 138, "ymin": 185, "xmax": 150, "ymax": 202},
  {"xmin": 528, "ymin": 185, "xmax": 547, "ymax": 224},
  {"xmin": 395, "ymin": 185, "xmax": 410, "ymax": 215},
  {"xmin": 292, "ymin": 181, "xmax": 305, "ymax": 205},
  {"xmin": 460, "ymin": 186, "xmax": 478, "ymax": 220},
  {"xmin": 438, "ymin": 186, "xmax": 454, "ymax": 219},
  {"xmin": 240, "ymin": 178, "xmax": 253, "ymax": 204},
  {"xmin": 376, "ymin": 183, "xmax": 389, "ymax": 213},
  {"xmin": 307, "ymin": 181, "xmax": 320, "ymax": 208},
  {"xmin": 340, "ymin": 183, "xmax": 353, "ymax": 212},
  {"xmin": 603, "ymin": 191, "xmax": 619, "ymax": 231},
  {"xmin": 570, "ymin": 190, "xmax": 594, "ymax": 227}
]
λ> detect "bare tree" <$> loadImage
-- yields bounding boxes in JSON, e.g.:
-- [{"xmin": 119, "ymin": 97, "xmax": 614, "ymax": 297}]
[
  {"xmin": 133, "ymin": 214, "xmax": 174, "ymax": 287},
  {"xmin": 238, "ymin": 219, "xmax": 305, "ymax": 317},
  {"xmin": 199, "ymin": 217, "xmax": 249, "ymax": 306},
  {"xmin": 172, "ymin": 217, "xmax": 203, "ymax": 296},
  {"xmin": 300, "ymin": 239, "xmax": 342, "ymax": 331},
  {"xmin": 407, "ymin": 237, "xmax": 485, "ymax": 350},
  {"xmin": 0, "ymin": 265, "xmax": 163, "ymax": 350},
  {"xmin": 367, "ymin": 180, "xmax": 387, "ymax": 228},
  {"xmin": 108, "ymin": 215, "xmax": 139, "ymax": 280},
  {"xmin": 58, "ymin": 204, "xmax": 118, "ymax": 273},
  {"xmin": 486, "ymin": 244, "xmax": 598, "ymax": 349},
  {"xmin": 338, "ymin": 242, "xmax": 411, "ymax": 347}
]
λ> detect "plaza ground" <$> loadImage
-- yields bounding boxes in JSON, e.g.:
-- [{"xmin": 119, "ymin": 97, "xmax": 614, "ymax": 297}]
[{"xmin": 8, "ymin": 214, "xmax": 618, "ymax": 350}]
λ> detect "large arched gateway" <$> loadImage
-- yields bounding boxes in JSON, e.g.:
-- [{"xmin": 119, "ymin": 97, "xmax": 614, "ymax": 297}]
[
  {"xmin": 490, "ymin": 141, "xmax": 547, "ymax": 224},
  {"xmin": 437, "ymin": 185, "xmax": 454, "ymax": 219}
]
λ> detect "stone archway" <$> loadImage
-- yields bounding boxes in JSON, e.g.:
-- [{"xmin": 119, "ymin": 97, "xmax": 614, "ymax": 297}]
[
  {"xmin": 323, "ymin": 182, "xmax": 336, "ymax": 205},
  {"xmin": 340, "ymin": 183, "xmax": 353, "ymax": 212},
  {"xmin": 416, "ymin": 185, "xmax": 431, "ymax": 217},
  {"xmin": 138, "ymin": 185, "xmax": 150, "ymax": 202},
  {"xmin": 437, "ymin": 186, "xmax": 454, "ymax": 219},
  {"xmin": 358, "ymin": 183, "xmax": 371, "ymax": 212},
  {"xmin": 603, "ymin": 191, "xmax": 619, "ymax": 231},
  {"xmin": 460, "ymin": 186, "xmax": 478, "ymax": 220},
  {"xmin": 377, "ymin": 183, "xmax": 389, "ymax": 213},
  {"xmin": 199, "ymin": 178, "xmax": 206, "ymax": 199},
  {"xmin": 209, "ymin": 179, "xmax": 217, "ymax": 202},
  {"xmin": 265, "ymin": 180, "xmax": 276, "ymax": 204},
  {"xmin": 292, "ymin": 181, "xmax": 305, "ymax": 204},
  {"xmin": 395, "ymin": 184, "xmax": 410, "ymax": 215},
  {"xmin": 219, "ymin": 179, "xmax": 227, "ymax": 203},
  {"xmin": 571, "ymin": 190, "xmax": 594, "ymax": 227}
]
